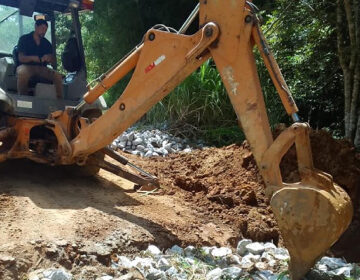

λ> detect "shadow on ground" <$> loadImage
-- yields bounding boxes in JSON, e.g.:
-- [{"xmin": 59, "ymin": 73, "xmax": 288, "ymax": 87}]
[{"xmin": 0, "ymin": 159, "xmax": 181, "ymax": 249}]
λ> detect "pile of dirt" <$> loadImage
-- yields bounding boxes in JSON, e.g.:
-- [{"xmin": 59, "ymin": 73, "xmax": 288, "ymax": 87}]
[
  {"xmin": 138, "ymin": 142, "xmax": 279, "ymax": 244},
  {"xmin": 126, "ymin": 129, "xmax": 360, "ymax": 261},
  {"xmin": 279, "ymin": 129, "xmax": 360, "ymax": 202}
]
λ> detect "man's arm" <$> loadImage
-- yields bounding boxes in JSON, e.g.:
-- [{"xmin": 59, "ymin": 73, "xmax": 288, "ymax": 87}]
[
  {"xmin": 18, "ymin": 52, "xmax": 41, "ymax": 64},
  {"xmin": 41, "ymin": 40, "xmax": 55, "ymax": 67}
]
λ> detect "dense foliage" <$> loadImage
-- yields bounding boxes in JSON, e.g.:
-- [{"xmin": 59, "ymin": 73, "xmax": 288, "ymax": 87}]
[{"xmin": 257, "ymin": 0, "xmax": 344, "ymax": 132}]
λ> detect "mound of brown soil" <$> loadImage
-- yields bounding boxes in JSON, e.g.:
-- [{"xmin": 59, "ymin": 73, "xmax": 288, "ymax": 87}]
[{"xmin": 126, "ymin": 129, "xmax": 360, "ymax": 261}]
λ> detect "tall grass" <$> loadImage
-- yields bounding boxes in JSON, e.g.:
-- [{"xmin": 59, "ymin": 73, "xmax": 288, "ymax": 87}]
[
  {"xmin": 142, "ymin": 59, "xmax": 244, "ymax": 146},
  {"xmin": 140, "ymin": 56, "xmax": 292, "ymax": 146}
]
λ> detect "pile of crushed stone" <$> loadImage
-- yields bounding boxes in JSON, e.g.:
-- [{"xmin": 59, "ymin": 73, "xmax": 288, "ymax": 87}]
[
  {"xmin": 111, "ymin": 128, "xmax": 203, "ymax": 157},
  {"xmin": 27, "ymin": 241, "xmax": 360, "ymax": 280}
]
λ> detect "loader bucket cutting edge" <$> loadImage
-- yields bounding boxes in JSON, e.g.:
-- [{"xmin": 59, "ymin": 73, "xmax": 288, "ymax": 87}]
[{"xmin": 270, "ymin": 182, "xmax": 353, "ymax": 280}]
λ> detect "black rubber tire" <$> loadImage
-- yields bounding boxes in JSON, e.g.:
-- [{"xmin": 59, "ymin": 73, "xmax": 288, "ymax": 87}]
[{"xmin": 68, "ymin": 151, "xmax": 104, "ymax": 177}]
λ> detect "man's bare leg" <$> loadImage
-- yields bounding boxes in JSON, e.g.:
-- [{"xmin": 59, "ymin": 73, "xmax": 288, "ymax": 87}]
[
  {"xmin": 38, "ymin": 67, "xmax": 63, "ymax": 98},
  {"xmin": 16, "ymin": 65, "xmax": 34, "ymax": 95}
]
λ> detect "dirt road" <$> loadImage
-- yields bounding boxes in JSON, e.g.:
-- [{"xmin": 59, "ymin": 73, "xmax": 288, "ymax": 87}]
[
  {"xmin": 0, "ymin": 158, "xmax": 240, "ymax": 247},
  {"xmin": 0, "ymin": 130, "xmax": 359, "ymax": 279}
]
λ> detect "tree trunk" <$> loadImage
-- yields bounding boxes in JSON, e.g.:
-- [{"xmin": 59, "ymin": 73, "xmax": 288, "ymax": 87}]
[
  {"xmin": 337, "ymin": 0, "xmax": 360, "ymax": 148},
  {"xmin": 355, "ymin": 109, "xmax": 360, "ymax": 147}
]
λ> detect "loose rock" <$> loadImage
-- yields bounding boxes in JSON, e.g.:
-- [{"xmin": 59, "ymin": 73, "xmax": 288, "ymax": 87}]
[
  {"xmin": 29, "ymin": 268, "xmax": 72, "ymax": 280},
  {"xmin": 246, "ymin": 242, "xmax": 265, "ymax": 255},
  {"xmin": 236, "ymin": 239, "xmax": 252, "ymax": 256}
]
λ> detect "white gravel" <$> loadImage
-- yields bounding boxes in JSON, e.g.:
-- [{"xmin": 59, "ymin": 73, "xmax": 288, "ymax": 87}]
[
  {"xmin": 29, "ymin": 240, "xmax": 360, "ymax": 280},
  {"xmin": 110, "ymin": 128, "xmax": 204, "ymax": 157}
]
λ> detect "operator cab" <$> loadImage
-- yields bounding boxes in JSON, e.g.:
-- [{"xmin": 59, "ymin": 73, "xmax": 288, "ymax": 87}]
[{"xmin": 0, "ymin": 0, "xmax": 106, "ymax": 118}]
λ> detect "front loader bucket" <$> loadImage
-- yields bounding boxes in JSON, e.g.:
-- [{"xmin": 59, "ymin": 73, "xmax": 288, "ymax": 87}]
[
  {"xmin": 271, "ymin": 182, "xmax": 352, "ymax": 279},
  {"xmin": 261, "ymin": 123, "xmax": 353, "ymax": 279}
]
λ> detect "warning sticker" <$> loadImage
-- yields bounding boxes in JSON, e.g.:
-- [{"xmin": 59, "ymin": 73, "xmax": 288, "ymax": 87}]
[
  {"xmin": 17, "ymin": 100, "xmax": 33, "ymax": 109},
  {"xmin": 145, "ymin": 55, "xmax": 166, "ymax": 73}
]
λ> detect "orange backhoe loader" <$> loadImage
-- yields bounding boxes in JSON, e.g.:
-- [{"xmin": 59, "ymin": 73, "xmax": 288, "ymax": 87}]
[{"xmin": 0, "ymin": 1, "xmax": 353, "ymax": 279}]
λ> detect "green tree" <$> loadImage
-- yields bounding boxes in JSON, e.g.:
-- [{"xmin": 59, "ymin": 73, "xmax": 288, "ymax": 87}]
[
  {"xmin": 255, "ymin": 1, "xmax": 344, "ymax": 132},
  {"xmin": 336, "ymin": 0, "xmax": 360, "ymax": 148}
]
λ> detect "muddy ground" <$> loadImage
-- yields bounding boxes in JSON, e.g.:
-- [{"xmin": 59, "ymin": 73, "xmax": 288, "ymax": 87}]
[{"xmin": 0, "ymin": 130, "xmax": 359, "ymax": 279}]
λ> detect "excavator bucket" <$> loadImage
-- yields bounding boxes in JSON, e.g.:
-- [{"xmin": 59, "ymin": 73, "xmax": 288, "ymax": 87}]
[
  {"xmin": 260, "ymin": 124, "xmax": 353, "ymax": 280},
  {"xmin": 271, "ymin": 182, "xmax": 353, "ymax": 279}
]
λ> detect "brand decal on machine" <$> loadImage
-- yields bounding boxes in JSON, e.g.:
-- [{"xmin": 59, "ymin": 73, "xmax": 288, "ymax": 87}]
[
  {"xmin": 145, "ymin": 55, "xmax": 166, "ymax": 73},
  {"xmin": 17, "ymin": 100, "xmax": 33, "ymax": 109}
]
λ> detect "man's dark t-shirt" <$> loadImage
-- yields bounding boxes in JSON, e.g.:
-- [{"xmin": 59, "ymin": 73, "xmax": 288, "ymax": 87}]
[{"xmin": 17, "ymin": 31, "xmax": 52, "ymax": 66}]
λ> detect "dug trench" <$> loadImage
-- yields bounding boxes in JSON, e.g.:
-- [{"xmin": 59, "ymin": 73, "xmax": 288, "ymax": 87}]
[{"xmin": 0, "ymin": 129, "xmax": 359, "ymax": 278}]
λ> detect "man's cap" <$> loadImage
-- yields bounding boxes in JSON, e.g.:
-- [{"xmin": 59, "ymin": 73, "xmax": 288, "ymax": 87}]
[{"xmin": 35, "ymin": 19, "xmax": 48, "ymax": 27}]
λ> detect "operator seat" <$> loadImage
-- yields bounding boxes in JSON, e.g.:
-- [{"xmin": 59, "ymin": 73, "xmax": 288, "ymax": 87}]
[
  {"xmin": 61, "ymin": 35, "xmax": 87, "ymax": 101},
  {"xmin": 61, "ymin": 35, "xmax": 81, "ymax": 73}
]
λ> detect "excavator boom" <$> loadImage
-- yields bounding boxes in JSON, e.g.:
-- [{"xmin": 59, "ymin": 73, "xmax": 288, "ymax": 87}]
[{"xmin": 0, "ymin": 1, "xmax": 352, "ymax": 278}]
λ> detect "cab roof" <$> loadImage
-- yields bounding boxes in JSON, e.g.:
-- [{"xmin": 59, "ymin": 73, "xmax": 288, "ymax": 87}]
[{"xmin": 0, "ymin": 0, "xmax": 94, "ymax": 16}]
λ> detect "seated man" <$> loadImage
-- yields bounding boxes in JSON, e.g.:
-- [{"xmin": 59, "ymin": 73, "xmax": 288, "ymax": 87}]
[{"xmin": 16, "ymin": 19, "xmax": 63, "ymax": 98}]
